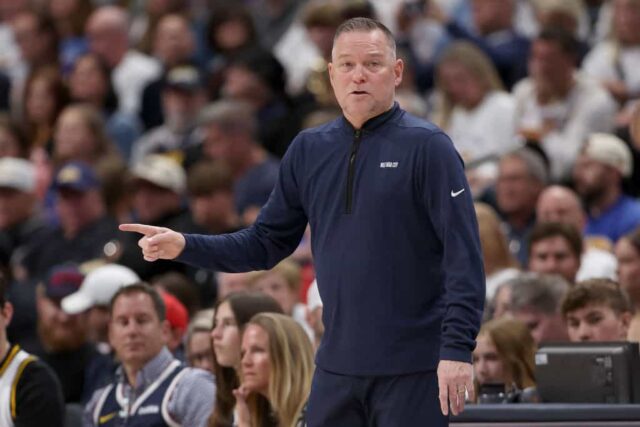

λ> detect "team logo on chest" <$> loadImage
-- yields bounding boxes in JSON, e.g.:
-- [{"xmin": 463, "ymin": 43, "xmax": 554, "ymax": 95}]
[{"xmin": 380, "ymin": 161, "xmax": 398, "ymax": 168}]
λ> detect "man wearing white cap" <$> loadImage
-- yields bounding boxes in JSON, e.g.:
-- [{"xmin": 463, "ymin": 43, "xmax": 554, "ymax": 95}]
[
  {"xmin": 117, "ymin": 155, "xmax": 195, "ymax": 281},
  {"xmin": 0, "ymin": 158, "xmax": 45, "ymax": 279},
  {"xmin": 573, "ymin": 133, "xmax": 640, "ymax": 245},
  {"xmin": 62, "ymin": 263, "xmax": 140, "ymax": 348}
]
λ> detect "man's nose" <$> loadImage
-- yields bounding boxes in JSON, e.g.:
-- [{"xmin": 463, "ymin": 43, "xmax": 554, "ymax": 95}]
[{"xmin": 352, "ymin": 64, "xmax": 366, "ymax": 83}]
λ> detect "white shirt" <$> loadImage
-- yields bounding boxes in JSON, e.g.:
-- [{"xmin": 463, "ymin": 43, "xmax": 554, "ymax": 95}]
[
  {"xmin": 576, "ymin": 247, "xmax": 618, "ymax": 282},
  {"xmin": 582, "ymin": 42, "xmax": 640, "ymax": 102},
  {"xmin": 112, "ymin": 50, "xmax": 162, "ymax": 115},
  {"xmin": 513, "ymin": 73, "xmax": 617, "ymax": 181},
  {"xmin": 447, "ymin": 91, "xmax": 518, "ymax": 163}
]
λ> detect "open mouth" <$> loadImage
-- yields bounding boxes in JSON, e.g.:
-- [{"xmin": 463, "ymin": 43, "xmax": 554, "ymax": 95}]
[{"xmin": 351, "ymin": 90, "xmax": 368, "ymax": 95}]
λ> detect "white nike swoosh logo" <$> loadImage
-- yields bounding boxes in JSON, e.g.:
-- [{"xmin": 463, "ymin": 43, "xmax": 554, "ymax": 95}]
[{"xmin": 451, "ymin": 189, "xmax": 465, "ymax": 197}]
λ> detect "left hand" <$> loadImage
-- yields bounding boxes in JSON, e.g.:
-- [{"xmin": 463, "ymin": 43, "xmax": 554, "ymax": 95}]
[{"xmin": 437, "ymin": 360, "xmax": 474, "ymax": 416}]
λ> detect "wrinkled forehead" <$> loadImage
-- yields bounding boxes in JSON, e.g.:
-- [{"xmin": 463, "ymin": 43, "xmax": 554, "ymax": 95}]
[{"xmin": 331, "ymin": 29, "xmax": 395, "ymax": 60}]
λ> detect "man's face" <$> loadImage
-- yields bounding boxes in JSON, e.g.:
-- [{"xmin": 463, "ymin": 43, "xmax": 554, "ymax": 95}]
[
  {"xmin": 13, "ymin": 13, "xmax": 48, "ymax": 64},
  {"xmin": 615, "ymin": 238, "xmax": 640, "ymax": 304},
  {"xmin": 328, "ymin": 29, "xmax": 403, "ymax": 128},
  {"xmin": 513, "ymin": 307, "xmax": 566, "ymax": 344},
  {"xmin": 109, "ymin": 292, "xmax": 168, "ymax": 370},
  {"xmin": 613, "ymin": 0, "xmax": 640, "ymax": 45},
  {"xmin": 472, "ymin": 0, "xmax": 513, "ymax": 35},
  {"xmin": 496, "ymin": 157, "xmax": 540, "ymax": 216},
  {"xmin": 536, "ymin": 190, "xmax": 584, "ymax": 232},
  {"xmin": 132, "ymin": 181, "xmax": 180, "ymax": 224},
  {"xmin": 161, "ymin": 89, "xmax": 204, "ymax": 133},
  {"xmin": 528, "ymin": 236, "xmax": 580, "ymax": 283},
  {"xmin": 0, "ymin": 188, "xmax": 33, "ymax": 229},
  {"xmin": 251, "ymin": 272, "xmax": 297, "ymax": 316},
  {"xmin": 56, "ymin": 188, "xmax": 99, "ymax": 236},
  {"xmin": 566, "ymin": 303, "xmax": 630, "ymax": 342},
  {"xmin": 529, "ymin": 40, "xmax": 573, "ymax": 91},
  {"xmin": 572, "ymin": 155, "xmax": 610, "ymax": 204},
  {"xmin": 0, "ymin": 301, "xmax": 13, "ymax": 346},
  {"xmin": 37, "ymin": 291, "xmax": 88, "ymax": 352}
]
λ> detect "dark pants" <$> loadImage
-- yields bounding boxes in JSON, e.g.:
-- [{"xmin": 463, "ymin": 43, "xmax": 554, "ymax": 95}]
[{"xmin": 306, "ymin": 367, "xmax": 448, "ymax": 427}]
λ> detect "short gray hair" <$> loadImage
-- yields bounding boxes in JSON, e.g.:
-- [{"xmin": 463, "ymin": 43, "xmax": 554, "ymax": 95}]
[
  {"xmin": 333, "ymin": 17, "xmax": 396, "ymax": 56},
  {"xmin": 503, "ymin": 147, "xmax": 550, "ymax": 185},
  {"xmin": 509, "ymin": 273, "xmax": 570, "ymax": 314},
  {"xmin": 198, "ymin": 100, "xmax": 257, "ymax": 139}
]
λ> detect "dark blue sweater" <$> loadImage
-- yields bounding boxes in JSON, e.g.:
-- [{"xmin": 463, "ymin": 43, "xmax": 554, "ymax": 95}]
[{"xmin": 179, "ymin": 104, "xmax": 485, "ymax": 375}]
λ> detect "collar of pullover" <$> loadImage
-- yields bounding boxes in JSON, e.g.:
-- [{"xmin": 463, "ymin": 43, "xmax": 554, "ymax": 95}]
[{"xmin": 341, "ymin": 102, "xmax": 401, "ymax": 133}]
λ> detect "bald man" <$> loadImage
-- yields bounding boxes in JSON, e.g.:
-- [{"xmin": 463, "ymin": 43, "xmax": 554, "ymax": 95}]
[
  {"xmin": 536, "ymin": 185, "xmax": 617, "ymax": 281},
  {"xmin": 86, "ymin": 6, "xmax": 161, "ymax": 114}
]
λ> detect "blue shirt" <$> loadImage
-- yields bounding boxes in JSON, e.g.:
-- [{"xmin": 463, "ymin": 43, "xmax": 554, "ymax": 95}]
[
  {"xmin": 585, "ymin": 195, "xmax": 640, "ymax": 243},
  {"xmin": 179, "ymin": 104, "xmax": 485, "ymax": 375}
]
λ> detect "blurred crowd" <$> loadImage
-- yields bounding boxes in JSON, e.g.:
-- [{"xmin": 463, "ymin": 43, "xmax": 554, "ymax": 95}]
[{"xmin": 1, "ymin": 0, "xmax": 640, "ymax": 424}]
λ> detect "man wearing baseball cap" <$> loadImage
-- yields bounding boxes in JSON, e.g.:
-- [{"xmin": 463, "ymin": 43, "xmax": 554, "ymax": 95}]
[
  {"xmin": 30, "ymin": 162, "xmax": 118, "ymax": 280},
  {"xmin": 0, "ymin": 158, "xmax": 46, "ymax": 280},
  {"xmin": 573, "ymin": 133, "xmax": 640, "ymax": 244},
  {"xmin": 117, "ymin": 155, "xmax": 194, "ymax": 281},
  {"xmin": 61, "ymin": 263, "xmax": 140, "ymax": 348}
]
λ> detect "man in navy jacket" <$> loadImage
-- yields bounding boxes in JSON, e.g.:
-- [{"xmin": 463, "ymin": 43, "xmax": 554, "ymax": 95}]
[{"xmin": 122, "ymin": 17, "xmax": 485, "ymax": 426}]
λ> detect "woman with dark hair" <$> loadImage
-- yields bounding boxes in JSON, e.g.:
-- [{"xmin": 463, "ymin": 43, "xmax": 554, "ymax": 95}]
[
  {"xmin": 22, "ymin": 66, "xmax": 69, "ymax": 153},
  {"xmin": 234, "ymin": 313, "xmax": 314, "ymax": 427},
  {"xmin": 208, "ymin": 292, "xmax": 283, "ymax": 427},
  {"xmin": 68, "ymin": 53, "xmax": 141, "ymax": 159}
]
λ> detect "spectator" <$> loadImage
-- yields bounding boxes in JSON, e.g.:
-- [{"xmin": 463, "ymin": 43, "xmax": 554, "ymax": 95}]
[
  {"xmin": 473, "ymin": 317, "xmax": 536, "ymax": 402},
  {"xmin": 52, "ymin": 104, "xmax": 119, "ymax": 168},
  {"xmin": 429, "ymin": 0, "xmax": 530, "ymax": 89},
  {"xmin": 491, "ymin": 281, "xmax": 514, "ymax": 320},
  {"xmin": 208, "ymin": 292, "xmax": 283, "ymax": 427},
  {"xmin": 573, "ymin": 133, "xmax": 640, "ymax": 244},
  {"xmin": 496, "ymin": 147, "xmax": 548, "ymax": 266},
  {"xmin": 187, "ymin": 160, "xmax": 242, "ymax": 235},
  {"xmin": 12, "ymin": 10, "xmax": 59, "ymax": 73},
  {"xmin": 509, "ymin": 273, "xmax": 570, "ymax": 344},
  {"xmin": 117, "ymin": 154, "xmax": 192, "ymax": 281},
  {"xmin": 474, "ymin": 202, "xmax": 520, "ymax": 300},
  {"xmin": 216, "ymin": 272, "xmax": 252, "ymax": 301},
  {"xmin": 60, "ymin": 263, "xmax": 139, "ymax": 348},
  {"xmin": 614, "ymin": 227, "xmax": 640, "ymax": 308},
  {"xmin": 85, "ymin": 6, "xmax": 161, "ymax": 115},
  {"xmin": 234, "ymin": 312, "xmax": 314, "ymax": 427},
  {"xmin": 0, "ymin": 273, "xmax": 65, "ymax": 427},
  {"xmin": 249, "ymin": 0, "xmax": 305, "ymax": 50},
  {"xmin": 514, "ymin": 28, "xmax": 617, "ymax": 180},
  {"xmin": 0, "ymin": 115, "xmax": 29, "ymax": 158},
  {"xmin": 45, "ymin": 0, "xmax": 93, "ymax": 75},
  {"xmin": 247, "ymin": 258, "xmax": 314, "ymax": 340},
  {"xmin": 140, "ymin": 13, "xmax": 198, "ymax": 131},
  {"xmin": 68, "ymin": 53, "xmax": 142, "ymax": 159},
  {"xmin": 84, "ymin": 283, "xmax": 215, "ymax": 426},
  {"xmin": 221, "ymin": 49, "xmax": 300, "ymax": 158},
  {"xmin": 536, "ymin": 185, "xmax": 618, "ymax": 281},
  {"xmin": 528, "ymin": 222, "xmax": 582, "ymax": 284},
  {"xmin": 34, "ymin": 264, "xmax": 113, "ymax": 403},
  {"xmin": 31, "ymin": 162, "xmax": 117, "ymax": 280},
  {"xmin": 22, "ymin": 66, "xmax": 68, "ymax": 153},
  {"xmin": 582, "ymin": 0, "xmax": 640, "ymax": 124},
  {"xmin": 433, "ymin": 42, "xmax": 518, "ymax": 176},
  {"xmin": 0, "ymin": 158, "xmax": 46, "ymax": 278},
  {"xmin": 199, "ymin": 100, "xmax": 280, "ymax": 224},
  {"xmin": 131, "ymin": 64, "xmax": 206, "ymax": 165},
  {"xmin": 532, "ymin": 0, "xmax": 590, "ymax": 62},
  {"xmin": 152, "ymin": 271, "xmax": 201, "ymax": 318},
  {"xmin": 186, "ymin": 308, "xmax": 214, "ymax": 374},
  {"xmin": 160, "ymin": 290, "xmax": 189, "ymax": 359},
  {"xmin": 203, "ymin": 4, "xmax": 259, "ymax": 101},
  {"xmin": 561, "ymin": 278, "xmax": 633, "ymax": 342}
]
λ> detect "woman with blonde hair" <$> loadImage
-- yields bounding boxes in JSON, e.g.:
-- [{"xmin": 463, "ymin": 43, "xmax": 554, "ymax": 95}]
[
  {"xmin": 473, "ymin": 317, "xmax": 537, "ymax": 402},
  {"xmin": 432, "ymin": 42, "xmax": 518, "ymax": 176},
  {"xmin": 234, "ymin": 313, "xmax": 314, "ymax": 427},
  {"xmin": 475, "ymin": 202, "xmax": 520, "ymax": 302}
]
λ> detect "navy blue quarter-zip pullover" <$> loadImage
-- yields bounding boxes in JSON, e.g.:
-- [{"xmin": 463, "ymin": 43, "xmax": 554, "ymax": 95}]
[{"xmin": 179, "ymin": 103, "xmax": 485, "ymax": 375}]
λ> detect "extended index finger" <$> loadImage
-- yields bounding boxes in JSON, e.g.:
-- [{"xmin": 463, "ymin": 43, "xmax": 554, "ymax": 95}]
[{"xmin": 119, "ymin": 223, "xmax": 160, "ymax": 236}]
